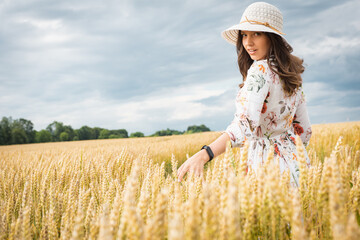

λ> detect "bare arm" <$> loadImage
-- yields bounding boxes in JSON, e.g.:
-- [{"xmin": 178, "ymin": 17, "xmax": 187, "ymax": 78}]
[
  {"xmin": 208, "ymin": 132, "xmax": 230, "ymax": 159},
  {"xmin": 177, "ymin": 132, "xmax": 230, "ymax": 182}
]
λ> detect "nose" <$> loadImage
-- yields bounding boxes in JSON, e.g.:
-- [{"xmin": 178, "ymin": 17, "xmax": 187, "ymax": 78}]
[{"xmin": 244, "ymin": 35, "xmax": 254, "ymax": 47}]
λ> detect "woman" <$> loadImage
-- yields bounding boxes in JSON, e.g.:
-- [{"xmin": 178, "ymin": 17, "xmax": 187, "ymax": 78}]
[{"xmin": 177, "ymin": 2, "xmax": 312, "ymax": 187}]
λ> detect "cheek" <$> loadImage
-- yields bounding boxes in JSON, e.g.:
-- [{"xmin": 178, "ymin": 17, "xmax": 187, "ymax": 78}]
[
  {"xmin": 265, "ymin": 39, "xmax": 271, "ymax": 52},
  {"xmin": 261, "ymin": 39, "xmax": 271, "ymax": 53}
]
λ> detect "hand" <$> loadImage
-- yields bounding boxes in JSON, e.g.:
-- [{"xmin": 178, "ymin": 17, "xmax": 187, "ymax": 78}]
[{"xmin": 177, "ymin": 150, "xmax": 209, "ymax": 182}]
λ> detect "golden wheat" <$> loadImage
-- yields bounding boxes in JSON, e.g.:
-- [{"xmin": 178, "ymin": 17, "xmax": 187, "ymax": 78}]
[{"xmin": 0, "ymin": 121, "xmax": 359, "ymax": 239}]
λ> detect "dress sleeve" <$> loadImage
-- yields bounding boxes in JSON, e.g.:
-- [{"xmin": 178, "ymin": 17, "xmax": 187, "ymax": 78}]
[
  {"xmin": 225, "ymin": 62, "xmax": 270, "ymax": 148},
  {"xmin": 292, "ymin": 90, "xmax": 312, "ymax": 147}
]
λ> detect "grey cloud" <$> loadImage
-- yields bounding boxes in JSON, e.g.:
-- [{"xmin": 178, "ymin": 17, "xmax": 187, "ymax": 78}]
[
  {"xmin": 196, "ymin": 88, "xmax": 236, "ymax": 106},
  {"xmin": 0, "ymin": 0, "xmax": 359, "ymax": 133}
]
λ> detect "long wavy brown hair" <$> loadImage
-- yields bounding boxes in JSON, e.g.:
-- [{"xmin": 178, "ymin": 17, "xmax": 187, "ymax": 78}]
[{"xmin": 236, "ymin": 31, "xmax": 304, "ymax": 97}]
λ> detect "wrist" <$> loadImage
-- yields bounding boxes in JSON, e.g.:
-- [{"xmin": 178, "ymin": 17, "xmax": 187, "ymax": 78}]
[
  {"xmin": 201, "ymin": 145, "xmax": 214, "ymax": 163},
  {"xmin": 200, "ymin": 149, "xmax": 210, "ymax": 164}
]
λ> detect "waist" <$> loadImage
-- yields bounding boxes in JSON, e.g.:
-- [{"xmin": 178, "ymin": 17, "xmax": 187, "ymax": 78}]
[{"xmin": 250, "ymin": 129, "xmax": 293, "ymax": 143}]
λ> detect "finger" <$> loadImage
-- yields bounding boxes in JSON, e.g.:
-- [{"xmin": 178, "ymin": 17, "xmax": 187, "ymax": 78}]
[
  {"xmin": 177, "ymin": 164, "xmax": 183, "ymax": 177},
  {"xmin": 178, "ymin": 160, "xmax": 189, "ymax": 177},
  {"xmin": 195, "ymin": 168, "xmax": 204, "ymax": 179},
  {"xmin": 178, "ymin": 167, "xmax": 189, "ymax": 182},
  {"xmin": 195, "ymin": 169, "xmax": 202, "ymax": 178},
  {"xmin": 177, "ymin": 167, "xmax": 182, "ymax": 179},
  {"xmin": 178, "ymin": 172, "xmax": 184, "ymax": 182},
  {"xmin": 178, "ymin": 168, "xmax": 184, "ymax": 182},
  {"xmin": 188, "ymin": 170, "xmax": 195, "ymax": 179},
  {"xmin": 177, "ymin": 161, "xmax": 187, "ymax": 175},
  {"xmin": 199, "ymin": 170, "xmax": 204, "ymax": 179},
  {"xmin": 177, "ymin": 165, "xmax": 184, "ymax": 178}
]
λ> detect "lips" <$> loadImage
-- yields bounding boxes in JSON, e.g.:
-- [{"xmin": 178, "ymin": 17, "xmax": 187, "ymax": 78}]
[{"xmin": 248, "ymin": 49, "xmax": 257, "ymax": 55}]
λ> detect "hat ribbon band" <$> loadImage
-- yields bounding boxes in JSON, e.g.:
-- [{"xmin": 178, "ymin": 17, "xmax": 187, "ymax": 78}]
[{"xmin": 240, "ymin": 16, "xmax": 285, "ymax": 35}]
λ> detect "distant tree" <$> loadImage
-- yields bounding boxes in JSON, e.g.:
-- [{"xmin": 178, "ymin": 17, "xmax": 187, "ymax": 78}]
[
  {"xmin": 73, "ymin": 129, "xmax": 79, "ymax": 140},
  {"xmin": 0, "ymin": 116, "xmax": 132, "ymax": 144},
  {"xmin": 1, "ymin": 117, "xmax": 37, "ymax": 144},
  {"xmin": 0, "ymin": 117, "xmax": 13, "ymax": 145},
  {"xmin": 151, "ymin": 128, "xmax": 184, "ymax": 137},
  {"xmin": 59, "ymin": 132, "xmax": 70, "ymax": 141},
  {"xmin": 110, "ymin": 129, "xmax": 128, "ymax": 138},
  {"xmin": 109, "ymin": 134, "xmax": 120, "ymax": 139},
  {"xmin": 0, "ymin": 125, "xmax": 3, "ymax": 145},
  {"xmin": 13, "ymin": 118, "xmax": 36, "ymax": 143},
  {"xmin": 130, "ymin": 132, "xmax": 144, "ymax": 138},
  {"xmin": 98, "ymin": 129, "xmax": 110, "ymax": 139},
  {"xmin": 93, "ymin": 127, "xmax": 103, "ymax": 139},
  {"xmin": 63, "ymin": 125, "xmax": 75, "ymax": 141},
  {"xmin": 78, "ymin": 126, "xmax": 94, "ymax": 140},
  {"xmin": 186, "ymin": 124, "xmax": 211, "ymax": 133},
  {"xmin": 35, "ymin": 130, "xmax": 52, "ymax": 143},
  {"xmin": 46, "ymin": 121, "xmax": 65, "ymax": 141},
  {"xmin": 11, "ymin": 128, "xmax": 28, "ymax": 144}
]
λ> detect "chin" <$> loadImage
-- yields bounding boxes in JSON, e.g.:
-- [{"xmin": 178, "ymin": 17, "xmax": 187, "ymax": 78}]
[{"xmin": 252, "ymin": 56, "xmax": 266, "ymax": 61}]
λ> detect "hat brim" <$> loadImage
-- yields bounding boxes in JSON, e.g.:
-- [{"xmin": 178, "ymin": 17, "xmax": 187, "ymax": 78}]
[{"xmin": 221, "ymin": 22, "xmax": 287, "ymax": 46}]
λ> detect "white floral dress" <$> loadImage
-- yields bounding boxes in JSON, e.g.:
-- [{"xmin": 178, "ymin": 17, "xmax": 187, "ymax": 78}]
[{"xmin": 225, "ymin": 59, "xmax": 312, "ymax": 187}]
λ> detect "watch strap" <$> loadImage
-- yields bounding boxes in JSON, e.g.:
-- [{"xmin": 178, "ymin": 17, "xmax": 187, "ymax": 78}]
[{"xmin": 201, "ymin": 145, "xmax": 214, "ymax": 161}]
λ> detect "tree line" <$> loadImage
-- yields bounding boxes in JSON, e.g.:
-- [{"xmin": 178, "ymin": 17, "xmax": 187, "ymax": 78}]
[{"xmin": 0, "ymin": 116, "xmax": 211, "ymax": 145}]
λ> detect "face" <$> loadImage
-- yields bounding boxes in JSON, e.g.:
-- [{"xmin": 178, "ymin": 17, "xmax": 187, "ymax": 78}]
[{"xmin": 241, "ymin": 31, "xmax": 271, "ymax": 61}]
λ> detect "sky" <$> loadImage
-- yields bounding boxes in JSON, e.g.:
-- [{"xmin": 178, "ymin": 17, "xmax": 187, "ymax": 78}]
[{"xmin": 0, "ymin": 0, "xmax": 359, "ymax": 135}]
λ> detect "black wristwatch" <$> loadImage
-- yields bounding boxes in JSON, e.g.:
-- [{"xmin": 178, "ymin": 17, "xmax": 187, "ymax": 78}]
[{"xmin": 201, "ymin": 145, "xmax": 214, "ymax": 161}]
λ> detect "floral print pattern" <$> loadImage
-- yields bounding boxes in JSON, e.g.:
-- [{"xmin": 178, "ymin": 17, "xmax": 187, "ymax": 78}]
[
  {"xmin": 247, "ymin": 73, "xmax": 266, "ymax": 92},
  {"xmin": 225, "ymin": 60, "xmax": 312, "ymax": 187}
]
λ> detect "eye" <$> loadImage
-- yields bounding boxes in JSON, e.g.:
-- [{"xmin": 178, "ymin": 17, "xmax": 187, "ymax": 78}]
[{"xmin": 254, "ymin": 32, "xmax": 261, "ymax": 36}]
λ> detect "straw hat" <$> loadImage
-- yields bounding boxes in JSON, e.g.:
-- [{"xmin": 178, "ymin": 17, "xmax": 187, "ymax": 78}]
[{"xmin": 221, "ymin": 2, "xmax": 286, "ymax": 46}]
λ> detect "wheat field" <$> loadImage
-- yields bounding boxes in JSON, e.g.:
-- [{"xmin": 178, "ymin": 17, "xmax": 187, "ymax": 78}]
[{"xmin": 0, "ymin": 121, "xmax": 359, "ymax": 239}]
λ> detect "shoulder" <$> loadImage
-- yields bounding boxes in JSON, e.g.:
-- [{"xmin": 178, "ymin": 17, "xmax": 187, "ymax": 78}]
[
  {"xmin": 245, "ymin": 60, "xmax": 271, "ymax": 93},
  {"xmin": 248, "ymin": 59, "xmax": 269, "ymax": 75},
  {"xmin": 246, "ymin": 60, "xmax": 271, "ymax": 85}
]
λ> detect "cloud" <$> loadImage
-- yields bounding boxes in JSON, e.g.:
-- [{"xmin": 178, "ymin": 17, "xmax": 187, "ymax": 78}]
[
  {"xmin": 5, "ymin": 80, "xmax": 234, "ymax": 135},
  {"xmin": 304, "ymin": 81, "xmax": 360, "ymax": 123},
  {"xmin": 0, "ymin": 0, "xmax": 359, "ymax": 135}
]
